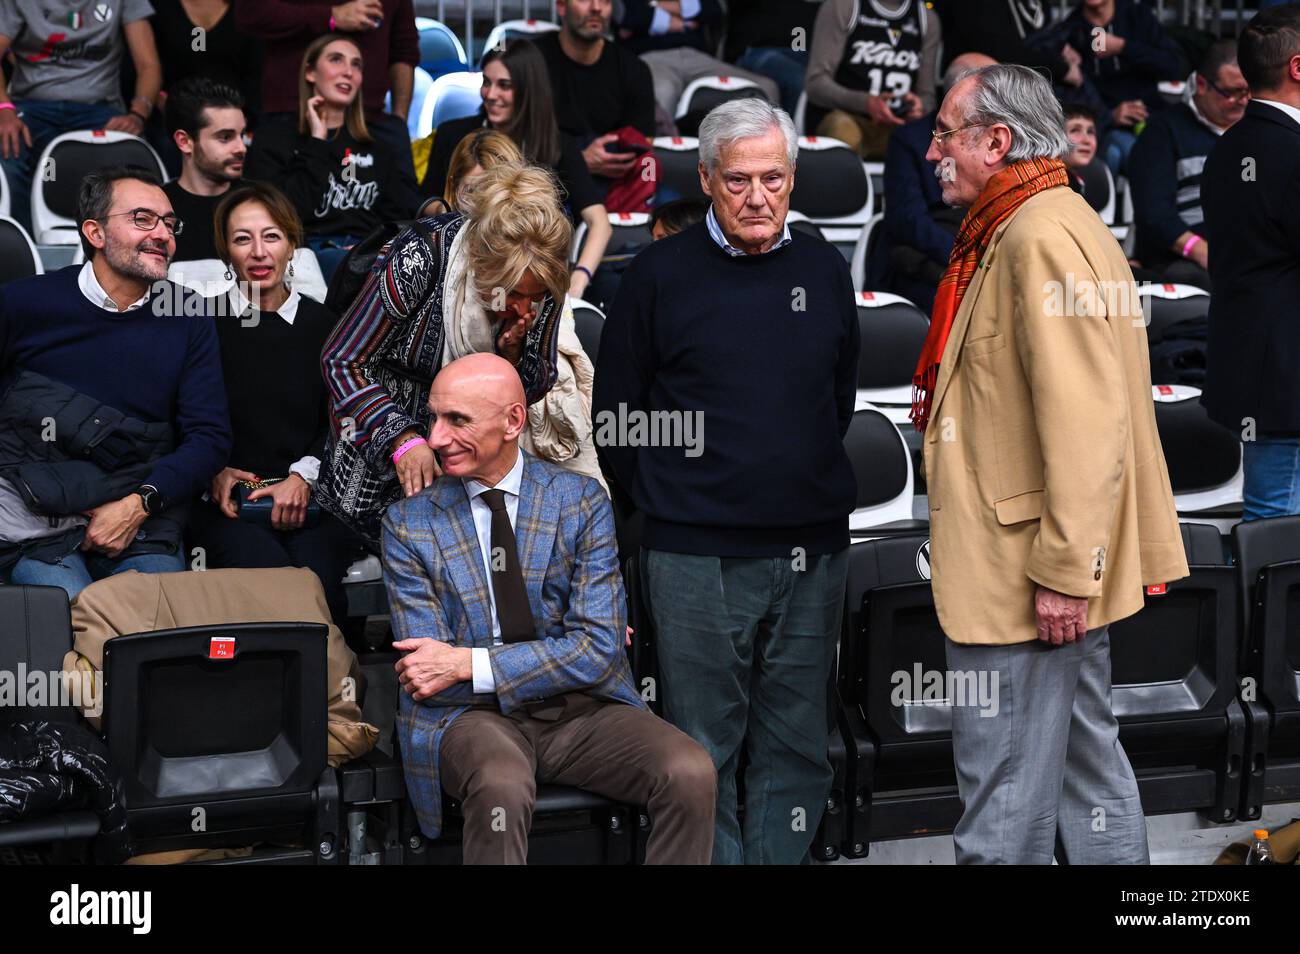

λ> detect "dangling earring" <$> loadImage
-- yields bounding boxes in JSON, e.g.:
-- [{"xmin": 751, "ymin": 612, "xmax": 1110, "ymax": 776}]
[
  {"xmin": 223, "ymin": 265, "xmax": 233, "ymax": 281},
  {"xmin": 285, "ymin": 261, "xmax": 295, "ymax": 290},
  {"xmin": 288, "ymin": 262, "xmax": 295, "ymax": 278}
]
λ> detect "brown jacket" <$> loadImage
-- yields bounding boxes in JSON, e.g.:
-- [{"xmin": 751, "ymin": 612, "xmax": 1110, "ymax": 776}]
[
  {"xmin": 922, "ymin": 186, "xmax": 1189, "ymax": 645},
  {"xmin": 63, "ymin": 568, "xmax": 379, "ymax": 765}
]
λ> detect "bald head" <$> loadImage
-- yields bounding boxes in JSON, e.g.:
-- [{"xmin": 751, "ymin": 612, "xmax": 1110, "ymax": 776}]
[
  {"xmin": 943, "ymin": 52, "xmax": 998, "ymax": 92},
  {"xmin": 436, "ymin": 352, "xmax": 526, "ymax": 407},
  {"xmin": 426, "ymin": 353, "xmax": 528, "ymax": 484}
]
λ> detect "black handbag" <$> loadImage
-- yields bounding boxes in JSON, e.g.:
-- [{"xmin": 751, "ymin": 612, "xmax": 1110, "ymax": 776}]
[{"xmin": 235, "ymin": 478, "xmax": 321, "ymax": 528}]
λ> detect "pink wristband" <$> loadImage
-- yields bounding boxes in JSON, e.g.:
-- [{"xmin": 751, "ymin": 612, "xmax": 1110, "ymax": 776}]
[
  {"xmin": 1182, "ymin": 234, "xmax": 1202, "ymax": 258},
  {"xmin": 329, "ymin": 14, "xmax": 337, "ymax": 30},
  {"xmin": 0, "ymin": 103, "xmax": 14, "ymax": 112},
  {"xmin": 391, "ymin": 437, "xmax": 427, "ymax": 465}
]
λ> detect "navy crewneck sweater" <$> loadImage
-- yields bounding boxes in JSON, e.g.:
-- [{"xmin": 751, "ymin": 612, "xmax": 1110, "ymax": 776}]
[
  {"xmin": 0, "ymin": 266, "xmax": 231, "ymax": 505},
  {"xmin": 593, "ymin": 221, "xmax": 860, "ymax": 557}
]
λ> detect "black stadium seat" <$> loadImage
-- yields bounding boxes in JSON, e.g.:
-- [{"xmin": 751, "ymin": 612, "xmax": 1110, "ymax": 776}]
[
  {"xmin": 1106, "ymin": 522, "xmax": 1245, "ymax": 825},
  {"xmin": 1153, "ymin": 388, "xmax": 1241, "ymax": 496},
  {"xmin": 1076, "ymin": 159, "xmax": 1115, "ymax": 218},
  {"xmin": 1231, "ymin": 515, "xmax": 1300, "ymax": 818},
  {"xmin": 0, "ymin": 585, "xmax": 102, "ymax": 860},
  {"xmin": 102, "ymin": 623, "xmax": 343, "ymax": 863},
  {"xmin": 844, "ymin": 404, "xmax": 924, "ymax": 535},
  {"xmin": 676, "ymin": 76, "xmax": 768, "ymax": 120},
  {"xmin": 854, "ymin": 292, "xmax": 928, "ymax": 394},
  {"xmin": 33, "ymin": 131, "xmax": 168, "ymax": 244},
  {"xmin": 571, "ymin": 299, "xmax": 605, "ymax": 366},
  {"xmin": 0, "ymin": 216, "xmax": 43, "ymax": 285},
  {"xmin": 1138, "ymin": 282, "xmax": 1209, "ymax": 349},
  {"xmin": 652, "ymin": 136, "xmax": 703, "ymax": 201},
  {"xmin": 837, "ymin": 523, "xmax": 1245, "ymax": 857}
]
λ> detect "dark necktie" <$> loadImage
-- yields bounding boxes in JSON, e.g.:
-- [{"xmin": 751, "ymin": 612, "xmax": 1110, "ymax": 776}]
[{"xmin": 479, "ymin": 488, "xmax": 535, "ymax": 643}]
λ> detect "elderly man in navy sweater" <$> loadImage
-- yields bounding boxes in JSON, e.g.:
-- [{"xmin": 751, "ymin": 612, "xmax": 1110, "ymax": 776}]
[
  {"xmin": 594, "ymin": 97, "xmax": 860, "ymax": 864},
  {"xmin": 0, "ymin": 167, "xmax": 229, "ymax": 598}
]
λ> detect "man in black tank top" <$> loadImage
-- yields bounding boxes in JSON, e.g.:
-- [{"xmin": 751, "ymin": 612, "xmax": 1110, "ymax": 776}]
[{"xmin": 805, "ymin": 0, "xmax": 940, "ymax": 158}]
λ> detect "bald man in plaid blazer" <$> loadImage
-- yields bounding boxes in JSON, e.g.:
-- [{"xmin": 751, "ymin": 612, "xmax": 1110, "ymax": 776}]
[{"xmin": 383, "ymin": 354, "xmax": 715, "ymax": 864}]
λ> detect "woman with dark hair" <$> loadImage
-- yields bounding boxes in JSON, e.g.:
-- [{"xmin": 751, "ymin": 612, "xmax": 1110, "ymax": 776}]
[
  {"xmin": 187, "ymin": 181, "xmax": 362, "ymax": 626},
  {"xmin": 421, "ymin": 40, "xmax": 611, "ymax": 300},
  {"xmin": 244, "ymin": 34, "xmax": 412, "ymax": 281}
]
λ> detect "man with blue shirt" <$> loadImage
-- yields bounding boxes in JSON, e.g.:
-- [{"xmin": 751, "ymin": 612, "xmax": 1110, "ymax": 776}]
[
  {"xmin": 0, "ymin": 167, "xmax": 230, "ymax": 596},
  {"xmin": 594, "ymin": 97, "xmax": 860, "ymax": 864}
]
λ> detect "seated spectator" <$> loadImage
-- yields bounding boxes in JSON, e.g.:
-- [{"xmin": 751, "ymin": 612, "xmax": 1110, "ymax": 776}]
[
  {"xmin": 805, "ymin": 0, "xmax": 941, "ymax": 159},
  {"xmin": 317, "ymin": 163, "xmax": 582, "ymax": 545},
  {"xmin": 726, "ymin": 0, "xmax": 819, "ymax": 114},
  {"xmin": 418, "ymin": 128, "xmax": 523, "ymax": 217},
  {"xmin": 422, "ymin": 40, "xmax": 610, "ymax": 300},
  {"xmin": 245, "ymin": 35, "xmax": 412, "ymax": 281},
  {"xmin": 617, "ymin": 0, "xmax": 781, "ymax": 123},
  {"xmin": 0, "ymin": 168, "xmax": 230, "ymax": 598},
  {"xmin": 385, "ymin": 351, "xmax": 716, "ymax": 863},
  {"xmin": 1028, "ymin": 0, "xmax": 1185, "ymax": 174},
  {"xmin": 535, "ymin": 0, "xmax": 658, "ymax": 210},
  {"xmin": 650, "ymin": 197, "xmax": 709, "ymax": 239},
  {"xmin": 149, "ymin": 0, "xmax": 262, "ymax": 172},
  {"xmin": 0, "ymin": 2, "xmax": 162, "ymax": 234},
  {"xmin": 1129, "ymin": 38, "xmax": 1246, "ymax": 291},
  {"xmin": 235, "ymin": 0, "xmax": 419, "ymax": 213},
  {"xmin": 1062, "ymin": 101, "xmax": 1099, "ymax": 192},
  {"xmin": 187, "ymin": 182, "xmax": 362, "ymax": 627},
  {"xmin": 164, "ymin": 77, "xmax": 248, "ymax": 262},
  {"xmin": 880, "ymin": 52, "xmax": 996, "ymax": 313},
  {"xmin": 933, "ymin": 0, "xmax": 1076, "ymax": 84}
]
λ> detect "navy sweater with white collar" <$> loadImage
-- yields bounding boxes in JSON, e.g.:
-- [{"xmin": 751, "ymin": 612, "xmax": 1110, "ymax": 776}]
[
  {"xmin": 593, "ymin": 221, "xmax": 860, "ymax": 557},
  {"xmin": 0, "ymin": 266, "xmax": 231, "ymax": 505}
]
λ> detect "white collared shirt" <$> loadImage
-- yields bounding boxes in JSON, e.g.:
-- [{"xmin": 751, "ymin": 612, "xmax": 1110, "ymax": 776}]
[
  {"xmin": 223, "ymin": 283, "xmax": 319, "ymax": 487},
  {"xmin": 705, "ymin": 205, "xmax": 793, "ymax": 257},
  {"xmin": 462, "ymin": 450, "xmax": 525, "ymax": 693},
  {"xmin": 77, "ymin": 261, "xmax": 150, "ymax": 312},
  {"xmin": 226, "ymin": 282, "xmax": 301, "ymax": 325},
  {"xmin": 1254, "ymin": 98, "xmax": 1300, "ymax": 128},
  {"xmin": 1188, "ymin": 97, "xmax": 1227, "ymax": 136}
]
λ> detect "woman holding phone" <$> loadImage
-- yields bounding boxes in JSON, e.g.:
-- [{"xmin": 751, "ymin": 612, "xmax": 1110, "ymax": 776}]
[{"xmin": 420, "ymin": 39, "xmax": 610, "ymax": 300}]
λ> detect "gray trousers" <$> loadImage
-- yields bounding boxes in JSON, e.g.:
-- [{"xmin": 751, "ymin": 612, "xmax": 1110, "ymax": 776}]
[
  {"xmin": 640, "ymin": 48, "xmax": 782, "ymax": 122},
  {"xmin": 945, "ymin": 626, "xmax": 1150, "ymax": 865}
]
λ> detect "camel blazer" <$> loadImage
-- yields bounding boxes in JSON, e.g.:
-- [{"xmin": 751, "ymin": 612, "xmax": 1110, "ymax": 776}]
[{"xmin": 922, "ymin": 186, "xmax": 1188, "ymax": 645}]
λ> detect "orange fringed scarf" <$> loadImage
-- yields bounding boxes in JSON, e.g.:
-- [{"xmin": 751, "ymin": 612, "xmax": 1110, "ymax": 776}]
[{"xmin": 910, "ymin": 156, "xmax": 1070, "ymax": 431}]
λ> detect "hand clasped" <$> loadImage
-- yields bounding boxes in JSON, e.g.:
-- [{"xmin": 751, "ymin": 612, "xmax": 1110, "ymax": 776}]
[{"xmin": 392, "ymin": 638, "xmax": 473, "ymax": 701}]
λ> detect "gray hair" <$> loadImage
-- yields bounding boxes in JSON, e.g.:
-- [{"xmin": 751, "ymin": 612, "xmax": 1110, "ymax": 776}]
[
  {"xmin": 956, "ymin": 64, "xmax": 1070, "ymax": 163},
  {"xmin": 698, "ymin": 96, "xmax": 798, "ymax": 172}
]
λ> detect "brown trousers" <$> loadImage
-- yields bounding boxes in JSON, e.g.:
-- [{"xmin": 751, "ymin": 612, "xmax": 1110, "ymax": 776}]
[{"xmin": 439, "ymin": 694, "xmax": 716, "ymax": 864}]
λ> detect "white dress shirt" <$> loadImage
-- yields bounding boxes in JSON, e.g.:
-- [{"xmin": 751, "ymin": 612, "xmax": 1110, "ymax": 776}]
[
  {"xmin": 77, "ymin": 261, "xmax": 150, "ymax": 312},
  {"xmin": 705, "ymin": 205, "xmax": 793, "ymax": 256},
  {"xmin": 1254, "ymin": 98, "xmax": 1300, "ymax": 128},
  {"xmin": 463, "ymin": 450, "xmax": 525, "ymax": 693},
  {"xmin": 224, "ymin": 283, "xmax": 319, "ymax": 486}
]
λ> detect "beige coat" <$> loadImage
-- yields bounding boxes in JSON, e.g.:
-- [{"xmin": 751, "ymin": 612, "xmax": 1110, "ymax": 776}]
[
  {"xmin": 922, "ymin": 187, "xmax": 1189, "ymax": 645},
  {"xmin": 63, "ymin": 567, "xmax": 379, "ymax": 765}
]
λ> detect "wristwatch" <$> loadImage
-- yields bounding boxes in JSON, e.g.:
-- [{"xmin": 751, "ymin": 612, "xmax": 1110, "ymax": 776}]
[{"xmin": 136, "ymin": 484, "xmax": 162, "ymax": 516}]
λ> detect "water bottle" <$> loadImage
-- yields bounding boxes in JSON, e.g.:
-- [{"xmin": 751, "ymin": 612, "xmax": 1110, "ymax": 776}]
[{"xmin": 1245, "ymin": 829, "xmax": 1274, "ymax": 865}]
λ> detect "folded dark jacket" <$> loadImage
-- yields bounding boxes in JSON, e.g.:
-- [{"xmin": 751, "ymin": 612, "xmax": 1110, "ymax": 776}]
[{"xmin": 0, "ymin": 370, "xmax": 188, "ymax": 564}]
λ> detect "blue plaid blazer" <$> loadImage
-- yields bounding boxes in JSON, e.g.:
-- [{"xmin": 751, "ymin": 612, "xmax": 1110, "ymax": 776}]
[{"xmin": 382, "ymin": 451, "xmax": 645, "ymax": 837}]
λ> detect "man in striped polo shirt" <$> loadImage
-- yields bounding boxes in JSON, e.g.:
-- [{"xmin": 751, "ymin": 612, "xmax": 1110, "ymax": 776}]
[{"xmin": 1129, "ymin": 39, "xmax": 1249, "ymax": 289}]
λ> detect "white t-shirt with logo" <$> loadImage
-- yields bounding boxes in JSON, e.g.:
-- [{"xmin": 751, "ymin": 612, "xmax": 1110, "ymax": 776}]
[{"xmin": 0, "ymin": 0, "xmax": 155, "ymax": 109}]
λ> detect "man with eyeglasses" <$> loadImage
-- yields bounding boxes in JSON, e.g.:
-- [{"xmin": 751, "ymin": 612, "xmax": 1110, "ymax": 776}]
[
  {"xmin": 1129, "ymin": 39, "xmax": 1248, "ymax": 290},
  {"xmin": 0, "ymin": 166, "xmax": 230, "ymax": 598}
]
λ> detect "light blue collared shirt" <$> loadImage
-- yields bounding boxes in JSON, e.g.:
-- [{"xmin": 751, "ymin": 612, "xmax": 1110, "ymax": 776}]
[
  {"xmin": 705, "ymin": 205, "xmax": 793, "ymax": 257},
  {"xmin": 463, "ymin": 449, "xmax": 526, "ymax": 693}
]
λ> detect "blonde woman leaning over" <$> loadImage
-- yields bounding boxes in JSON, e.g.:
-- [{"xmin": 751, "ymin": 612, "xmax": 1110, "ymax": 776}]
[{"xmin": 316, "ymin": 160, "xmax": 606, "ymax": 545}]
